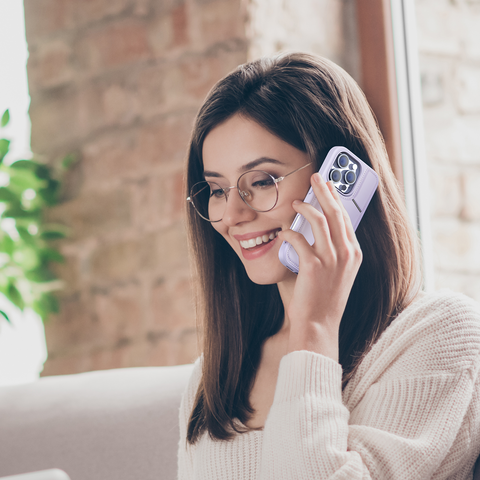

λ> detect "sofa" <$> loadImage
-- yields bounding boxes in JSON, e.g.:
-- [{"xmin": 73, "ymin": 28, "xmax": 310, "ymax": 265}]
[
  {"xmin": 0, "ymin": 364, "xmax": 194, "ymax": 480},
  {"xmin": 1, "ymin": 363, "xmax": 480, "ymax": 480}
]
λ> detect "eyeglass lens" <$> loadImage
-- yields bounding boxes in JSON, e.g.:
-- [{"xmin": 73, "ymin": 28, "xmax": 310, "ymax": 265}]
[{"xmin": 190, "ymin": 170, "xmax": 278, "ymax": 222}]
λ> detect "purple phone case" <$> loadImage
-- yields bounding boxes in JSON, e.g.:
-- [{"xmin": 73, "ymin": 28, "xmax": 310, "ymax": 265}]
[{"xmin": 278, "ymin": 146, "xmax": 378, "ymax": 274}]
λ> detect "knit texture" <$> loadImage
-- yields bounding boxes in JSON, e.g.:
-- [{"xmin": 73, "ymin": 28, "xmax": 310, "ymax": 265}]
[{"xmin": 177, "ymin": 290, "xmax": 480, "ymax": 479}]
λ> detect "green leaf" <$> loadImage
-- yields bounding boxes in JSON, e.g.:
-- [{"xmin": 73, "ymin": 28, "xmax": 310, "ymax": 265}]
[
  {"xmin": 40, "ymin": 247, "xmax": 65, "ymax": 263},
  {"xmin": 40, "ymin": 230, "xmax": 67, "ymax": 240},
  {"xmin": 38, "ymin": 179, "xmax": 61, "ymax": 205},
  {"xmin": 62, "ymin": 154, "xmax": 77, "ymax": 170},
  {"xmin": 0, "ymin": 235, "xmax": 14, "ymax": 255},
  {"xmin": 3, "ymin": 206, "xmax": 41, "ymax": 220},
  {"xmin": 0, "ymin": 187, "xmax": 16, "ymax": 202},
  {"xmin": 10, "ymin": 159, "xmax": 39, "ymax": 170},
  {"xmin": 0, "ymin": 310, "xmax": 10, "ymax": 323},
  {"xmin": 1, "ymin": 110, "xmax": 9, "ymax": 128},
  {"xmin": 0, "ymin": 139, "xmax": 10, "ymax": 163},
  {"xmin": 7, "ymin": 282, "xmax": 25, "ymax": 310},
  {"xmin": 42, "ymin": 293, "xmax": 59, "ymax": 314},
  {"xmin": 33, "ymin": 293, "xmax": 60, "ymax": 319},
  {"xmin": 25, "ymin": 265, "xmax": 56, "ymax": 282},
  {"xmin": 13, "ymin": 246, "xmax": 40, "ymax": 270},
  {"xmin": 16, "ymin": 226, "xmax": 36, "ymax": 245},
  {"xmin": 35, "ymin": 164, "xmax": 51, "ymax": 180}
]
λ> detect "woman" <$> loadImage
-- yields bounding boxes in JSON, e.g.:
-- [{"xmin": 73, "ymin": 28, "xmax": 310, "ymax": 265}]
[{"xmin": 178, "ymin": 52, "xmax": 480, "ymax": 479}]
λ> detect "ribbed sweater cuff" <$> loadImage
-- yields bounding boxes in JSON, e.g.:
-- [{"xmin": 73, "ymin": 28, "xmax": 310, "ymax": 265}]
[{"xmin": 274, "ymin": 351, "xmax": 343, "ymax": 404}]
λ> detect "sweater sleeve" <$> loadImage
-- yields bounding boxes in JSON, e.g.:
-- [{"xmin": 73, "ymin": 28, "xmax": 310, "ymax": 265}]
[
  {"xmin": 177, "ymin": 356, "xmax": 203, "ymax": 480},
  {"xmin": 258, "ymin": 294, "xmax": 480, "ymax": 480}
]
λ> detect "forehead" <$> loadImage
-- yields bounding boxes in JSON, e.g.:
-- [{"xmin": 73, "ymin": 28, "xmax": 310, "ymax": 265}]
[{"xmin": 202, "ymin": 115, "xmax": 308, "ymax": 177}]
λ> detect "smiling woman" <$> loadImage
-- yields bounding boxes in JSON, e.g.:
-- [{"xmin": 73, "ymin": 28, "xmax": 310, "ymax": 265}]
[{"xmin": 179, "ymin": 52, "xmax": 480, "ymax": 479}]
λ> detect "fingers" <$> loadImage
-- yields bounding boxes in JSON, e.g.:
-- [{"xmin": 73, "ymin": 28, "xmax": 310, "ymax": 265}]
[
  {"xmin": 325, "ymin": 180, "xmax": 358, "ymax": 246},
  {"xmin": 288, "ymin": 172, "xmax": 361, "ymax": 267},
  {"xmin": 294, "ymin": 173, "xmax": 349, "ymax": 251}
]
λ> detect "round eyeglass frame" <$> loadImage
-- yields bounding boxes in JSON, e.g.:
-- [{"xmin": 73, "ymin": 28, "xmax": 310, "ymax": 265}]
[{"xmin": 186, "ymin": 162, "xmax": 313, "ymax": 223}]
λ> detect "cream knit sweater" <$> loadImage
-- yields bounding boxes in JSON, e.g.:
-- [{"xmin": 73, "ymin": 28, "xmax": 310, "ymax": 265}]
[{"xmin": 177, "ymin": 290, "xmax": 480, "ymax": 479}]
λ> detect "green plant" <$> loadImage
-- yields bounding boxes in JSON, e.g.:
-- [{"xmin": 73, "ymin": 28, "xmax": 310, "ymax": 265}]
[{"xmin": 0, "ymin": 109, "xmax": 72, "ymax": 322}]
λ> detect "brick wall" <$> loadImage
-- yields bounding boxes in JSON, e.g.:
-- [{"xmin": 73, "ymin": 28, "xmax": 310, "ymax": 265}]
[
  {"xmin": 416, "ymin": 0, "xmax": 480, "ymax": 302},
  {"xmin": 247, "ymin": 0, "xmax": 359, "ymax": 79},
  {"xmin": 27, "ymin": 0, "xmax": 476, "ymax": 375},
  {"xmin": 23, "ymin": 0, "xmax": 248, "ymax": 374}
]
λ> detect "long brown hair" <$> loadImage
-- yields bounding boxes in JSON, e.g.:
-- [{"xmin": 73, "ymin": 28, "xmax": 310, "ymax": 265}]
[{"xmin": 185, "ymin": 53, "xmax": 421, "ymax": 443}]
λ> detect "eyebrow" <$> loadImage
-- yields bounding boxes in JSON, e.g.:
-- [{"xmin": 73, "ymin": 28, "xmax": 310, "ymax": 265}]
[{"xmin": 203, "ymin": 157, "xmax": 286, "ymax": 178}]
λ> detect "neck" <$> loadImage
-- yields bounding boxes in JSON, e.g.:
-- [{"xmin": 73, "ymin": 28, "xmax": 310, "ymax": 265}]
[{"xmin": 276, "ymin": 274, "xmax": 297, "ymax": 333}]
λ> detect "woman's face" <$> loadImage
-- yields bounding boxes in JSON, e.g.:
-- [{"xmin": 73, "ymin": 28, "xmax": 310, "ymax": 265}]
[{"xmin": 202, "ymin": 114, "xmax": 315, "ymax": 285}]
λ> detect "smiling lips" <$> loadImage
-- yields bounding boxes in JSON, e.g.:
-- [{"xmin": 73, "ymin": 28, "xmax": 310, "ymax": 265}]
[{"xmin": 238, "ymin": 230, "xmax": 280, "ymax": 250}]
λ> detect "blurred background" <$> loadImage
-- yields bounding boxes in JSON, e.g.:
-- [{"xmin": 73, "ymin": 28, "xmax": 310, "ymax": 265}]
[{"xmin": 0, "ymin": 0, "xmax": 479, "ymax": 383}]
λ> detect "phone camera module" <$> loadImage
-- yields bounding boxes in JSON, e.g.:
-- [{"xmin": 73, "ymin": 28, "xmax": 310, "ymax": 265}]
[{"xmin": 329, "ymin": 153, "xmax": 359, "ymax": 194}]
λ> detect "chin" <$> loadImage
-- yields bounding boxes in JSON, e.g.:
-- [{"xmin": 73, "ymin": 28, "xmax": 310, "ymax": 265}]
[{"xmin": 243, "ymin": 262, "xmax": 294, "ymax": 286}]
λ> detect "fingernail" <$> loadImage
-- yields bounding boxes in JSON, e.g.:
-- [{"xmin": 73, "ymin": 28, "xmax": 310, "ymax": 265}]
[
  {"xmin": 293, "ymin": 199, "xmax": 302, "ymax": 205},
  {"xmin": 314, "ymin": 173, "xmax": 322, "ymax": 184}
]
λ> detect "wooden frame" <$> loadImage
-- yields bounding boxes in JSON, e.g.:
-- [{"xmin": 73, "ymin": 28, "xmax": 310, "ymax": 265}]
[
  {"xmin": 356, "ymin": 0, "xmax": 434, "ymax": 290},
  {"xmin": 356, "ymin": 0, "xmax": 403, "ymax": 187}
]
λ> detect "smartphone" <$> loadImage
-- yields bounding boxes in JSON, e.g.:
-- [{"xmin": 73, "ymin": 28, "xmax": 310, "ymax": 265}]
[{"xmin": 278, "ymin": 146, "xmax": 379, "ymax": 274}]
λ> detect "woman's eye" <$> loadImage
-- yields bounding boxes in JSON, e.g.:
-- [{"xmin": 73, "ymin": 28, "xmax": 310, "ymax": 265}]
[
  {"xmin": 252, "ymin": 178, "xmax": 275, "ymax": 188},
  {"xmin": 210, "ymin": 188, "xmax": 225, "ymax": 198}
]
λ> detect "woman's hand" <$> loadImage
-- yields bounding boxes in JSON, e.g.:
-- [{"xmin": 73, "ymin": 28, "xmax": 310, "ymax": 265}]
[{"xmin": 278, "ymin": 172, "xmax": 363, "ymax": 362}]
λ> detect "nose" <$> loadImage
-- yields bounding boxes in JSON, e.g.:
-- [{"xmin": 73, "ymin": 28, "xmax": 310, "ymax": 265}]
[{"xmin": 222, "ymin": 187, "xmax": 256, "ymax": 226}]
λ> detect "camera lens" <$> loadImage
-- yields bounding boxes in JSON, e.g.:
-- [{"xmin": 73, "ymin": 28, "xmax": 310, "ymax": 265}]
[
  {"xmin": 337, "ymin": 154, "xmax": 349, "ymax": 168},
  {"xmin": 330, "ymin": 169, "xmax": 342, "ymax": 182},
  {"xmin": 345, "ymin": 170, "xmax": 356, "ymax": 184}
]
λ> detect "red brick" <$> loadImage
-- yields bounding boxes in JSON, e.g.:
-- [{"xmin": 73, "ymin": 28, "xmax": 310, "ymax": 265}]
[
  {"xmin": 82, "ymin": 130, "xmax": 138, "ymax": 185},
  {"xmin": 89, "ymin": 340, "xmax": 147, "ymax": 370},
  {"xmin": 44, "ymin": 292, "xmax": 99, "ymax": 355},
  {"xmin": 41, "ymin": 352, "xmax": 91, "ymax": 376},
  {"xmin": 77, "ymin": 19, "xmax": 152, "ymax": 72},
  {"xmin": 194, "ymin": 0, "xmax": 246, "ymax": 47},
  {"xmin": 49, "ymin": 253, "xmax": 80, "ymax": 295},
  {"xmin": 92, "ymin": 282, "xmax": 145, "ymax": 344},
  {"xmin": 68, "ymin": 0, "xmax": 130, "ymax": 28},
  {"xmin": 136, "ymin": 113, "xmax": 193, "ymax": 164},
  {"xmin": 129, "ymin": 170, "xmax": 184, "ymax": 230},
  {"xmin": 145, "ymin": 331, "xmax": 176, "ymax": 366},
  {"xmin": 175, "ymin": 328, "xmax": 200, "ymax": 365},
  {"xmin": 45, "ymin": 187, "xmax": 132, "ymax": 240},
  {"xmin": 27, "ymin": 41, "xmax": 74, "ymax": 91},
  {"xmin": 24, "ymin": 0, "xmax": 70, "ymax": 40},
  {"xmin": 150, "ymin": 276, "xmax": 196, "ymax": 332},
  {"xmin": 172, "ymin": 3, "xmax": 189, "ymax": 47},
  {"xmin": 147, "ymin": 14, "xmax": 174, "ymax": 57},
  {"xmin": 154, "ymin": 223, "xmax": 190, "ymax": 275},
  {"xmin": 89, "ymin": 231, "xmax": 162, "ymax": 283},
  {"xmin": 75, "ymin": 81, "xmax": 139, "ymax": 139},
  {"xmin": 133, "ymin": 0, "xmax": 152, "ymax": 17},
  {"xmin": 29, "ymin": 87, "xmax": 81, "ymax": 154}
]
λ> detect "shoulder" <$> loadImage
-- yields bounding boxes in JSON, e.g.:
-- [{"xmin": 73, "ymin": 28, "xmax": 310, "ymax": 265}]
[
  {"xmin": 397, "ymin": 289, "xmax": 480, "ymax": 342},
  {"xmin": 354, "ymin": 290, "xmax": 480, "ymax": 383}
]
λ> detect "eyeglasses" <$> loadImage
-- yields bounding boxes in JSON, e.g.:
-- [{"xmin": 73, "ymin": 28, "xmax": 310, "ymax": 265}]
[{"xmin": 187, "ymin": 162, "xmax": 313, "ymax": 222}]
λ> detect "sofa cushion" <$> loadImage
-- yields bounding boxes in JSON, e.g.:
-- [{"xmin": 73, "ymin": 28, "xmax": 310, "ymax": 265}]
[{"xmin": 0, "ymin": 364, "xmax": 194, "ymax": 480}]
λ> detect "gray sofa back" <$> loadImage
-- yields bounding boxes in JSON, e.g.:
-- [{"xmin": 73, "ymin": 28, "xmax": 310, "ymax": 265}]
[{"xmin": 0, "ymin": 364, "xmax": 194, "ymax": 480}]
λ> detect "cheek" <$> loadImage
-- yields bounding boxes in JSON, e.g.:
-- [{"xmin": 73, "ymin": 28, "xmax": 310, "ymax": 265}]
[{"xmin": 211, "ymin": 223, "xmax": 237, "ymax": 249}]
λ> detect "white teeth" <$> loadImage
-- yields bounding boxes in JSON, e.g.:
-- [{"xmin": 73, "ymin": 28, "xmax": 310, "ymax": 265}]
[{"xmin": 240, "ymin": 231, "xmax": 279, "ymax": 249}]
